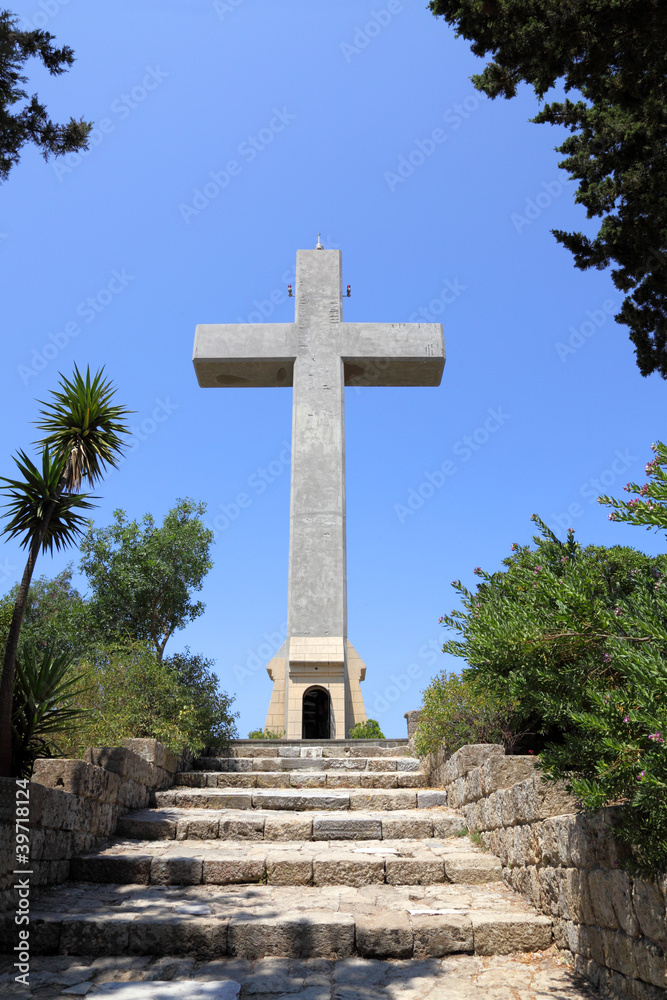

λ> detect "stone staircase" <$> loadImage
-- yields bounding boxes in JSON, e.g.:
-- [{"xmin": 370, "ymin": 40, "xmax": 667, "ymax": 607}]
[{"xmin": 22, "ymin": 739, "xmax": 557, "ymax": 983}]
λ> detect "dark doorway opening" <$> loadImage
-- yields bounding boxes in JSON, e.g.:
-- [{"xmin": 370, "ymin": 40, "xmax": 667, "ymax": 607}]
[{"xmin": 302, "ymin": 686, "xmax": 331, "ymax": 739}]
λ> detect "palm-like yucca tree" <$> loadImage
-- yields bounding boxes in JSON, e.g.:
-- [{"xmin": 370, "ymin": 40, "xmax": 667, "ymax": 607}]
[
  {"xmin": 12, "ymin": 646, "xmax": 90, "ymax": 777},
  {"xmin": 0, "ymin": 366, "xmax": 130, "ymax": 776}
]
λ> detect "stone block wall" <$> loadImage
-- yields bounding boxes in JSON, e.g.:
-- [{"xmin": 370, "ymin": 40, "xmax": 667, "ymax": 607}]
[
  {"xmin": 423, "ymin": 743, "xmax": 666, "ymax": 1000},
  {"xmin": 0, "ymin": 739, "xmax": 180, "ymax": 914}
]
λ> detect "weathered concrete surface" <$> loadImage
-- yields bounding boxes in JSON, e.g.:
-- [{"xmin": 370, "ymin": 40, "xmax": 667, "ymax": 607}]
[{"xmin": 192, "ymin": 248, "xmax": 444, "ymax": 739}]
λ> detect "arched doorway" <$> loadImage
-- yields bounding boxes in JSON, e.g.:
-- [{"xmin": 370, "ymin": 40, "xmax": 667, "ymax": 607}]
[{"xmin": 302, "ymin": 686, "xmax": 331, "ymax": 739}]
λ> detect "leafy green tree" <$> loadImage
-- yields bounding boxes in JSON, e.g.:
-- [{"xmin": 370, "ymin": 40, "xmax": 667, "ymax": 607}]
[
  {"xmin": 0, "ymin": 566, "xmax": 91, "ymax": 659},
  {"xmin": 165, "ymin": 648, "xmax": 238, "ymax": 748},
  {"xmin": 414, "ymin": 671, "xmax": 526, "ymax": 758},
  {"xmin": 348, "ymin": 719, "xmax": 385, "ymax": 739},
  {"xmin": 248, "ymin": 728, "xmax": 285, "ymax": 739},
  {"xmin": 56, "ymin": 641, "xmax": 236, "ymax": 757},
  {"xmin": 79, "ymin": 499, "xmax": 213, "ymax": 660},
  {"xmin": 0, "ymin": 367, "xmax": 130, "ymax": 776},
  {"xmin": 429, "ymin": 0, "xmax": 667, "ymax": 377},
  {"xmin": 439, "ymin": 516, "xmax": 667, "ymax": 875},
  {"xmin": 0, "ymin": 9, "xmax": 91, "ymax": 181}
]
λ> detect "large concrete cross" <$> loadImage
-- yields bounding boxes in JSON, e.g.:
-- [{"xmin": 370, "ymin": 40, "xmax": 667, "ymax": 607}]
[{"xmin": 193, "ymin": 246, "xmax": 445, "ymax": 739}]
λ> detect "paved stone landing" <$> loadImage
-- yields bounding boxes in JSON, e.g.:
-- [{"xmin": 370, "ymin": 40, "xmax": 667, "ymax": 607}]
[{"xmin": 0, "ymin": 952, "xmax": 602, "ymax": 999}]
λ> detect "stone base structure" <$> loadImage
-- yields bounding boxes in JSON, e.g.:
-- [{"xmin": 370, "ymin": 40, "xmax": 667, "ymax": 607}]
[
  {"xmin": 422, "ymin": 742, "xmax": 667, "ymax": 999},
  {"xmin": 264, "ymin": 638, "xmax": 367, "ymax": 738}
]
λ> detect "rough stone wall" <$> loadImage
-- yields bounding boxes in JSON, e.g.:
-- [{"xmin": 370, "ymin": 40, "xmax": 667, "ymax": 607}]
[
  {"xmin": 423, "ymin": 743, "xmax": 667, "ymax": 1000},
  {"xmin": 0, "ymin": 739, "xmax": 179, "ymax": 914}
]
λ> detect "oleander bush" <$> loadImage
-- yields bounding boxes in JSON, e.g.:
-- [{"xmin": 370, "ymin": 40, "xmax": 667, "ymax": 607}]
[{"xmin": 435, "ymin": 485, "xmax": 667, "ymax": 876}]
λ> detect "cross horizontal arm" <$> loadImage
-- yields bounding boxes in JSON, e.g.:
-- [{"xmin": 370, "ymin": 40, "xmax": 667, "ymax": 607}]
[
  {"xmin": 341, "ymin": 323, "xmax": 445, "ymax": 386},
  {"xmin": 193, "ymin": 323, "xmax": 297, "ymax": 387}
]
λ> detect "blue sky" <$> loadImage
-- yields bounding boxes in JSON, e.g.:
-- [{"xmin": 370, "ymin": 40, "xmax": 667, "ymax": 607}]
[{"xmin": 1, "ymin": 0, "xmax": 664, "ymax": 738}]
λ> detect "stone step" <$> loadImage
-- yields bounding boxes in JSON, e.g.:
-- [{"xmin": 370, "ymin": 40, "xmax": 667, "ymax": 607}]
[
  {"xmin": 176, "ymin": 770, "xmax": 425, "ymax": 789},
  {"xmin": 155, "ymin": 787, "xmax": 446, "ymax": 813},
  {"xmin": 11, "ymin": 882, "xmax": 553, "ymax": 959},
  {"xmin": 192, "ymin": 756, "xmax": 421, "ymax": 773},
  {"xmin": 69, "ymin": 838, "xmax": 502, "ymax": 887},
  {"xmin": 214, "ymin": 739, "xmax": 409, "ymax": 759},
  {"xmin": 117, "ymin": 807, "xmax": 464, "ymax": 842}
]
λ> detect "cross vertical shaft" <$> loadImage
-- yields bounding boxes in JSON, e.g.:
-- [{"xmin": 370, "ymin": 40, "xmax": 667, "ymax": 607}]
[
  {"xmin": 289, "ymin": 249, "xmax": 346, "ymax": 639},
  {"xmin": 192, "ymin": 243, "xmax": 445, "ymax": 739}
]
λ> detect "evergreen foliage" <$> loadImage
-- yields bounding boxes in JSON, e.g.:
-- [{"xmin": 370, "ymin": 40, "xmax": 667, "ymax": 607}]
[
  {"xmin": 429, "ymin": 0, "xmax": 667, "ymax": 377},
  {"xmin": 0, "ymin": 9, "xmax": 91, "ymax": 181}
]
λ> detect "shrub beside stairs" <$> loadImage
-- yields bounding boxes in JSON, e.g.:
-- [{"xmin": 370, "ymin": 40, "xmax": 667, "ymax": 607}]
[{"xmin": 13, "ymin": 738, "xmax": 553, "ymax": 967}]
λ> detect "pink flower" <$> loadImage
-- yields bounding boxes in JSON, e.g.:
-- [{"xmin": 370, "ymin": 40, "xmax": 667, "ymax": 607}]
[
  {"xmin": 623, "ymin": 716, "xmax": 630, "ymax": 723},
  {"xmin": 614, "ymin": 608, "xmax": 623, "ymax": 616},
  {"xmin": 638, "ymin": 771, "xmax": 645, "ymax": 780},
  {"xmin": 608, "ymin": 513, "xmax": 615, "ymax": 521},
  {"xmin": 474, "ymin": 567, "xmax": 482, "ymax": 575},
  {"xmin": 604, "ymin": 654, "xmax": 611, "ymax": 663},
  {"xmin": 511, "ymin": 543, "xmax": 518, "ymax": 552},
  {"xmin": 649, "ymin": 733, "xmax": 664, "ymax": 743}
]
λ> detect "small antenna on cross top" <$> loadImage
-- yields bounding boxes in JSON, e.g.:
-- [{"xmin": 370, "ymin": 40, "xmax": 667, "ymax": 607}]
[{"xmin": 315, "ymin": 234, "xmax": 323, "ymax": 250}]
